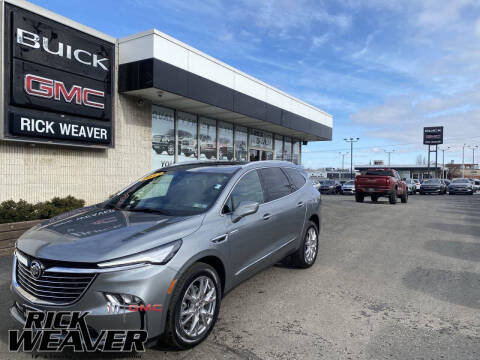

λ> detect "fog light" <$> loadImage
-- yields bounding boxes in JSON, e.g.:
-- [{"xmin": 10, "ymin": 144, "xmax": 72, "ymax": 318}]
[{"xmin": 104, "ymin": 293, "xmax": 142, "ymax": 310}]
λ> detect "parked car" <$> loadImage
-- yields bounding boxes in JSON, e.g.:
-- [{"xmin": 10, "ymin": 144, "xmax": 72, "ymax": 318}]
[
  {"xmin": 420, "ymin": 178, "xmax": 446, "ymax": 195},
  {"xmin": 10, "ymin": 161, "xmax": 321, "ymax": 349},
  {"xmin": 152, "ymin": 134, "xmax": 175, "ymax": 155},
  {"xmin": 443, "ymin": 179, "xmax": 451, "ymax": 187},
  {"xmin": 413, "ymin": 179, "xmax": 421, "ymax": 193},
  {"xmin": 405, "ymin": 179, "xmax": 417, "ymax": 195},
  {"xmin": 449, "ymin": 178, "xmax": 474, "ymax": 195},
  {"xmin": 474, "ymin": 179, "xmax": 480, "ymax": 193},
  {"xmin": 341, "ymin": 180, "xmax": 355, "ymax": 195},
  {"xmin": 355, "ymin": 168, "xmax": 408, "ymax": 204},
  {"xmin": 319, "ymin": 179, "xmax": 341, "ymax": 194}
]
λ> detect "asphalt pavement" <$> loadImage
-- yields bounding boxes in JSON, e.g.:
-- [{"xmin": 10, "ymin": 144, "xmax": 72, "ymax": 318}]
[{"xmin": 0, "ymin": 193, "xmax": 479, "ymax": 359}]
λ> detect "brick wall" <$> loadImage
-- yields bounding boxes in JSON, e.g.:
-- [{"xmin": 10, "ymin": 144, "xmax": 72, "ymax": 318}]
[{"xmin": 0, "ymin": 95, "xmax": 152, "ymax": 205}]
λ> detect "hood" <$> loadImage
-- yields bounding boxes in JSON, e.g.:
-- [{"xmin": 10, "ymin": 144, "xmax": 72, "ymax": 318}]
[
  {"xmin": 450, "ymin": 183, "xmax": 471, "ymax": 187},
  {"xmin": 16, "ymin": 205, "xmax": 204, "ymax": 264}
]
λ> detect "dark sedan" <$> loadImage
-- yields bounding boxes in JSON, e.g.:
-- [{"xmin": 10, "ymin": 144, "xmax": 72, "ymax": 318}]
[
  {"xmin": 319, "ymin": 180, "xmax": 340, "ymax": 194},
  {"xmin": 420, "ymin": 178, "xmax": 446, "ymax": 195},
  {"xmin": 449, "ymin": 178, "xmax": 474, "ymax": 195}
]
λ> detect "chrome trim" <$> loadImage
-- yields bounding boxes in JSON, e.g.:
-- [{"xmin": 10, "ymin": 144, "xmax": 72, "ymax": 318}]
[
  {"xmin": 47, "ymin": 263, "xmax": 151, "ymax": 273},
  {"xmin": 14, "ymin": 250, "xmax": 28, "ymax": 267},
  {"xmin": 235, "ymin": 237, "xmax": 297, "ymax": 276}
]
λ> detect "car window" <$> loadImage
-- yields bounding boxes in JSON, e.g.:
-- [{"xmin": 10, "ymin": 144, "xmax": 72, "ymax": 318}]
[
  {"xmin": 225, "ymin": 170, "xmax": 264, "ymax": 213},
  {"xmin": 259, "ymin": 167, "xmax": 292, "ymax": 202},
  {"xmin": 283, "ymin": 168, "xmax": 306, "ymax": 190},
  {"xmin": 365, "ymin": 169, "xmax": 393, "ymax": 176}
]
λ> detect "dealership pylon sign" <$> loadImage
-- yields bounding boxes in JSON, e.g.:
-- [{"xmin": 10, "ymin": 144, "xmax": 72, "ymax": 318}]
[
  {"xmin": 423, "ymin": 126, "xmax": 443, "ymax": 145},
  {"xmin": 1, "ymin": 3, "xmax": 115, "ymax": 147}
]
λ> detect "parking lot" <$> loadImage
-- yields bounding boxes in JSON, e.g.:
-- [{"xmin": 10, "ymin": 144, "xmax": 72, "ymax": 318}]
[{"xmin": 0, "ymin": 194, "xmax": 479, "ymax": 359}]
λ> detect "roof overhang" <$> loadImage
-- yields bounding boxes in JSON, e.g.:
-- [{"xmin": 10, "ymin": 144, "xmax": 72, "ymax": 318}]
[{"xmin": 117, "ymin": 30, "xmax": 332, "ymax": 141}]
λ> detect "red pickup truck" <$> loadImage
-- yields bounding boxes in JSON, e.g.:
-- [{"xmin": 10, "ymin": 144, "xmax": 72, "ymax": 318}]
[{"xmin": 354, "ymin": 168, "xmax": 408, "ymax": 204}]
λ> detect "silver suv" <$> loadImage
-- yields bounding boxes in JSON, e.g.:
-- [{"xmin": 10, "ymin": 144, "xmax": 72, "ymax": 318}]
[{"xmin": 11, "ymin": 161, "xmax": 321, "ymax": 349}]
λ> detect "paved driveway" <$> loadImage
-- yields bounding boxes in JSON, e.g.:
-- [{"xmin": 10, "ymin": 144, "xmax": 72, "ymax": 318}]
[{"xmin": 0, "ymin": 194, "xmax": 479, "ymax": 359}]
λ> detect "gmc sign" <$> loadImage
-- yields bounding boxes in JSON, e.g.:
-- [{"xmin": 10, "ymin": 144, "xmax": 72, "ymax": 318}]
[{"xmin": 3, "ymin": 4, "xmax": 115, "ymax": 147}]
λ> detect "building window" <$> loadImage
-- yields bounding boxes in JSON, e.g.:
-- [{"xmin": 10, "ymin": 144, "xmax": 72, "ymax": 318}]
[
  {"xmin": 234, "ymin": 125, "xmax": 248, "ymax": 161},
  {"xmin": 199, "ymin": 117, "xmax": 217, "ymax": 160},
  {"xmin": 284, "ymin": 137, "xmax": 292, "ymax": 162},
  {"xmin": 249, "ymin": 129, "xmax": 273, "ymax": 150},
  {"xmin": 274, "ymin": 134, "xmax": 283, "ymax": 160},
  {"xmin": 292, "ymin": 139, "xmax": 300, "ymax": 165},
  {"xmin": 218, "ymin": 121, "xmax": 234, "ymax": 160},
  {"xmin": 152, "ymin": 105, "xmax": 175, "ymax": 170},
  {"xmin": 177, "ymin": 111, "xmax": 198, "ymax": 163}
]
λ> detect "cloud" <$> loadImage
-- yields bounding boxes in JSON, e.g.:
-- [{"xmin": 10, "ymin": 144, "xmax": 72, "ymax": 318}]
[{"xmin": 312, "ymin": 34, "xmax": 330, "ymax": 48}]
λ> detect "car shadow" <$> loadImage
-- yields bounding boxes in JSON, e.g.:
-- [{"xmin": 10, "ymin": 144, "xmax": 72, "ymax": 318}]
[
  {"xmin": 424, "ymin": 240, "xmax": 480, "ymax": 262},
  {"xmin": 425, "ymin": 222, "xmax": 480, "ymax": 237},
  {"xmin": 402, "ymin": 267, "xmax": 480, "ymax": 309}
]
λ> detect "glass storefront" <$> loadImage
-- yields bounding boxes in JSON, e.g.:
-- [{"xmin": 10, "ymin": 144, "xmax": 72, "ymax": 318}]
[
  {"xmin": 152, "ymin": 105, "xmax": 175, "ymax": 169},
  {"xmin": 199, "ymin": 117, "xmax": 217, "ymax": 160},
  {"xmin": 177, "ymin": 111, "xmax": 197, "ymax": 163},
  {"xmin": 292, "ymin": 139, "xmax": 300, "ymax": 165},
  {"xmin": 151, "ymin": 105, "xmax": 301, "ymax": 169},
  {"xmin": 274, "ymin": 135, "xmax": 283, "ymax": 160},
  {"xmin": 218, "ymin": 122, "xmax": 233, "ymax": 160},
  {"xmin": 284, "ymin": 137, "xmax": 292, "ymax": 162},
  {"xmin": 234, "ymin": 125, "xmax": 248, "ymax": 161}
]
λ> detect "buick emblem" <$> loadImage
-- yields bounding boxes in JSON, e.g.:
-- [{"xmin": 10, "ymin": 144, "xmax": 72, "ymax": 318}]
[{"xmin": 30, "ymin": 260, "xmax": 43, "ymax": 279}]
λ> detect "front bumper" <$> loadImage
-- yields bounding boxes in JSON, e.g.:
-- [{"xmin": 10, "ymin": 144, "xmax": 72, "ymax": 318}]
[
  {"xmin": 10, "ymin": 253, "xmax": 178, "ymax": 340},
  {"xmin": 420, "ymin": 188, "xmax": 442, "ymax": 193}
]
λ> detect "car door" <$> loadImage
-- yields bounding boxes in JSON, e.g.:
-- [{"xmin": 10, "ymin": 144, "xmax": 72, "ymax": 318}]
[
  {"xmin": 257, "ymin": 167, "xmax": 305, "ymax": 260},
  {"xmin": 222, "ymin": 169, "xmax": 276, "ymax": 285}
]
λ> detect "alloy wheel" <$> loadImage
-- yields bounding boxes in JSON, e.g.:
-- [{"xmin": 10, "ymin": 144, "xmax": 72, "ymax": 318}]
[
  {"xmin": 304, "ymin": 227, "xmax": 318, "ymax": 264},
  {"xmin": 178, "ymin": 276, "xmax": 217, "ymax": 339}
]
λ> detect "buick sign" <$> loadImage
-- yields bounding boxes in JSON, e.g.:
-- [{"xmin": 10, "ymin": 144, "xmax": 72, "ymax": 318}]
[
  {"xmin": 3, "ymin": 4, "xmax": 115, "ymax": 147},
  {"xmin": 423, "ymin": 126, "xmax": 443, "ymax": 145}
]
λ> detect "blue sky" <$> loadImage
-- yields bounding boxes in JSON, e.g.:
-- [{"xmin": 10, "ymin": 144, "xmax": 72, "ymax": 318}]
[{"xmin": 30, "ymin": 0, "xmax": 480, "ymax": 169}]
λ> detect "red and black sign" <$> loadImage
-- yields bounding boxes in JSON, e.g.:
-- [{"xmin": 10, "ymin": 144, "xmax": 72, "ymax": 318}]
[
  {"xmin": 423, "ymin": 126, "xmax": 443, "ymax": 145},
  {"xmin": 3, "ymin": 4, "xmax": 115, "ymax": 147}
]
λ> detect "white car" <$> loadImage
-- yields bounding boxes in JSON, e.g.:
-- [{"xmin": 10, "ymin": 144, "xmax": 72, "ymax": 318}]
[
  {"xmin": 413, "ymin": 179, "xmax": 421, "ymax": 193},
  {"xmin": 341, "ymin": 180, "xmax": 355, "ymax": 195}
]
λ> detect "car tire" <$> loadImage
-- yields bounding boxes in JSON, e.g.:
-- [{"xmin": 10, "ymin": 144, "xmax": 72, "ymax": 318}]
[
  {"xmin": 162, "ymin": 262, "xmax": 221, "ymax": 349},
  {"xmin": 371, "ymin": 195, "xmax": 378, "ymax": 202},
  {"xmin": 291, "ymin": 221, "xmax": 319, "ymax": 268},
  {"xmin": 355, "ymin": 193, "xmax": 364, "ymax": 202},
  {"xmin": 389, "ymin": 190, "xmax": 397, "ymax": 204},
  {"xmin": 401, "ymin": 191, "xmax": 408, "ymax": 203}
]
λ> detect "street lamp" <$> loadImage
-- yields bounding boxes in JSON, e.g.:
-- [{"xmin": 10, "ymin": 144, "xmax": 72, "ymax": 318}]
[
  {"xmin": 344, "ymin": 137, "xmax": 360, "ymax": 179},
  {"xmin": 440, "ymin": 146, "xmax": 451, "ymax": 179},
  {"xmin": 384, "ymin": 149, "xmax": 395, "ymax": 167},
  {"xmin": 462, "ymin": 144, "xmax": 467, "ymax": 178},
  {"xmin": 472, "ymin": 145, "xmax": 479, "ymax": 170},
  {"xmin": 339, "ymin": 152, "xmax": 349, "ymax": 170}
]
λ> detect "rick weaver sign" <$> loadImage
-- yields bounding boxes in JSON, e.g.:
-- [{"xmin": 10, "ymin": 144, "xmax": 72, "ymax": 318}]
[{"xmin": 2, "ymin": 4, "xmax": 115, "ymax": 147}]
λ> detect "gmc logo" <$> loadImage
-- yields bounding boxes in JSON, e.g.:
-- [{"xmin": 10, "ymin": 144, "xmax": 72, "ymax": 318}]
[{"xmin": 24, "ymin": 74, "xmax": 105, "ymax": 109}]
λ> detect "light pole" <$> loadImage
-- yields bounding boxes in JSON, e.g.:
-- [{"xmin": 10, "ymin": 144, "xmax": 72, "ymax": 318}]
[
  {"xmin": 344, "ymin": 138, "xmax": 360, "ymax": 179},
  {"xmin": 472, "ymin": 145, "xmax": 478, "ymax": 170},
  {"xmin": 462, "ymin": 144, "xmax": 467, "ymax": 178},
  {"xmin": 339, "ymin": 152, "xmax": 349, "ymax": 170},
  {"xmin": 440, "ymin": 146, "xmax": 451, "ymax": 179},
  {"xmin": 384, "ymin": 149, "xmax": 395, "ymax": 167}
]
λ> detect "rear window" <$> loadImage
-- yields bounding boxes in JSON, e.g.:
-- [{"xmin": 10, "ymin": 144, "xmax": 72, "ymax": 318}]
[
  {"xmin": 365, "ymin": 170, "xmax": 393, "ymax": 176},
  {"xmin": 258, "ymin": 167, "xmax": 292, "ymax": 202},
  {"xmin": 283, "ymin": 168, "xmax": 306, "ymax": 190}
]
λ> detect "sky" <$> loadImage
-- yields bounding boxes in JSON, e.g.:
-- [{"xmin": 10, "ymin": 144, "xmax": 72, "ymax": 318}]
[{"xmin": 30, "ymin": 0, "xmax": 480, "ymax": 169}]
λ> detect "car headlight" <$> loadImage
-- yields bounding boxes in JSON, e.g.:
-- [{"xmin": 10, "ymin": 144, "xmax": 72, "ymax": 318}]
[{"xmin": 98, "ymin": 239, "xmax": 182, "ymax": 268}]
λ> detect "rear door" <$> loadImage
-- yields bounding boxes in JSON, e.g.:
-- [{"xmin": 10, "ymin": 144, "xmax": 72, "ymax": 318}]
[{"xmin": 257, "ymin": 167, "xmax": 304, "ymax": 258}]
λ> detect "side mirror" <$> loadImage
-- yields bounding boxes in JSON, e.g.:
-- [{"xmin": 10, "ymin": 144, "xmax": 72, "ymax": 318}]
[{"xmin": 231, "ymin": 201, "xmax": 259, "ymax": 223}]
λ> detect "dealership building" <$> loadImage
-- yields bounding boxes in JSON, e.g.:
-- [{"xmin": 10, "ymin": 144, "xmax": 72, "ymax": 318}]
[{"xmin": 0, "ymin": 0, "xmax": 332, "ymax": 204}]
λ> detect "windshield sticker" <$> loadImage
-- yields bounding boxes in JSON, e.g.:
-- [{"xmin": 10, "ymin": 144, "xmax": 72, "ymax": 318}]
[
  {"xmin": 214, "ymin": 184, "xmax": 222, "ymax": 190},
  {"xmin": 192, "ymin": 203, "xmax": 208, "ymax": 209},
  {"xmin": 142, "ymin": 172, "xmax": 164, "ymax": 181}
]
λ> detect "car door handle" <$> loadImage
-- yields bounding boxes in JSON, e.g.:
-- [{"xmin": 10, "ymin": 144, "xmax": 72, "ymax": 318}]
[
  {"xmin": 211, "ymin": 234, "xmax": 228, "ymax": 243},
  {"xmin": 263, "ymin": 214, "xmax": 272, "ymax": 220},
  {"xmin": 297, "ymin": 201, "xmax": 305, "ymax": 207}
]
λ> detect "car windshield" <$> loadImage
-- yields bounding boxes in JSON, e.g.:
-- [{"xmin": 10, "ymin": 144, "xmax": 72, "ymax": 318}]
[
  {"xmin": 323, "ymin": 180, "xmax": 335, "ymax": 185},
  {"xmin": 365, "ymin": 170, "xmax": 393, "ymax": 176},
  {"xmin": 424, "ymin": 179, "xmax": 441, "ymax": 184},
  {"xmin": 106, "ymin": 167, "xmax": 235, "ymax": 216},
  {"xmin": 452, "ymin": 179, "xmax": 470, "ymax": 183},
  {"xmin": 344, "ymin": 181, "xmax": 354, "ymax": 185}
]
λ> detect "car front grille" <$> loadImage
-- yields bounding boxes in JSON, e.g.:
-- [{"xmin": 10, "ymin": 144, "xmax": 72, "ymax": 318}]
[{"xmin": 16, "ymin": 259, "xmax": 96, "ymax": 305}]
